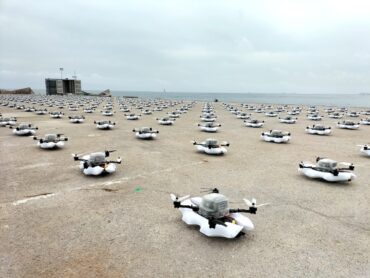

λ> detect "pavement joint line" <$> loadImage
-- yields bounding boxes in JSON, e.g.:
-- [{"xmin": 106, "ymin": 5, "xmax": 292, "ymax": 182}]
[
  {"xmin": 8, "ymin": 160, "xmax": 205, "ymax": 207},
  {"xmin": 286, "ymin": 202, "xmax": 370, "ymax": 233}
]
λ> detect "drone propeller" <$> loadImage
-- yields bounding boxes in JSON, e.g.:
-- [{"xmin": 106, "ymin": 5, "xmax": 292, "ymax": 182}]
[
  {"xmin": 170, "ymin": 194, "xmax": 190, "ymax": 203},
  {"xmin": 244, "ymin": 198, "xmax": 269, "ymax": 208}
]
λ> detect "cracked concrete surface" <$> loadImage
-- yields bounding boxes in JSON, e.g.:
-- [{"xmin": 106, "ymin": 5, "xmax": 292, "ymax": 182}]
[{"xmin": 1, "ymin": 99, "xmax": 369, "ymax": 277}]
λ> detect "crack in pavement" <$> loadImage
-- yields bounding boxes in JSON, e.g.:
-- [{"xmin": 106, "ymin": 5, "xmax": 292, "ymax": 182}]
[
  {"xmin": 6, "ymin": 161, "xmax": 205, "ymax": 206},
  {"xmin": 286, "ymin": 202, "xmax": 370, "ymax": 233}
]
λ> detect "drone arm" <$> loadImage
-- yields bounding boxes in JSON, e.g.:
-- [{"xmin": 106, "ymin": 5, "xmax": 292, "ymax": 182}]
[
  {"xmin": 74, "ymin": 157, "xmax": 87, "ymax": 162},
  {"xmin": 229, "ymin": 207, "xmax": 257, "ymax": 214},
  {"xmin": 173, "ymin": 202, "xmax": 199, "ymax": 211}
]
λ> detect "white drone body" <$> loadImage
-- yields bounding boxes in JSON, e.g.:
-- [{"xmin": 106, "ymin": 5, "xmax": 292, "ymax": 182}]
[
  {"xmin": 134, "ymin": 127, "xmax": 158, "ymax": 139},
  {"xmin": 328, "ymin": 113, "xmax": 343, "ymax": 119},
  {"xmin": 74, "ymin": 152, "xmax": 121, "ymax": 176},
  {"xmin": 299, "ymin": 158, "xmax": 355, "ymax": 182},
  {"xmin": 39, "ymin": 141, "xmax": 64, "ymax": 149},
  {"xmin": 244, "ymin": 120, "xmax": 264, "ymax": 128},
  {"xmin": 69, "ymin": 116, "xmax": 85, "ymax": 123},
  {"xmin": 337, "ymin": 122, "xmax": 360, "ymax": 130},
  {"xmin": 50, "ymin": 112, "xmax": 63, "ymax": 119},
  {"xmin": 157, "ymin": 118, "xmax": 174, "ymax": 125},
  {"xmin": 201, "ymin": 116, "xmax": 216, "ymax": 122},
  {"xmin": 95, "ymin": 121, "xmax": 115, "ymax": 130},
  {"xmin": 198, "ymin": 123, "xmax": 221, "ymax": 133},
  {"xmin": 179, "ymin": 198, "xmax": 253, "ymax": 238},
  {"xmin": 36, "ymin": 134, "xmax": 67, "ymax": 149},
  {"xmin": 265, "ymin": 112, "xmax": 278, "ymax": 117},
  {"xmin": 359, "ymin": 145, "xmax": 370, "ymax": 156},
  {"xmin": 360, "ymin": 119, "xmax": 370, "ymax": 125},
  {"xmin": 35, "ymin": 110, "xmax": 47, "ymax": 115},
  {"xmin": 12, "ymin": 124, "xmax": 37, "ymax": 136},
  {"xmin": 307, "ymin": 114, "xmax": 323, "ymax": 121},
  {"xmin": 193, "ymin": 139, "xmax": 229, "ymax": 155},
  {"xmin": 126, "ymin": 114, "xmax": 140, "ymax": 120},
  {"xmin": 261, "ymin": 130, "xmax": 290, "ymax": 143},
  {"xmin": 0, "ymin": 118, "xmax": 17, "ymax": 126},
  {"xmin": 279, "ymin": 117, "xmax": 297, "ymax": 124},
  {"xmin": 171, "ymin": 191, "xmax": 267, "ymax": 239},
  {"xmin": 101, "ymin": 110, "xmax": 114, "ymax": 116},
  {"xmin": 236, "ymin": 113, "xmax": 251, "ymax": 119},
  {"xmin": 305, "ymin": 125, "xmax": 332, "ymax": 135}
]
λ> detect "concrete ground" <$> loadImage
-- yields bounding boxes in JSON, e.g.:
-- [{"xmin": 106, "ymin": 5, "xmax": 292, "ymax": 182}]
[{"xmin": 0, "ymin": 98, "xmax": 369, "ymax": 278}]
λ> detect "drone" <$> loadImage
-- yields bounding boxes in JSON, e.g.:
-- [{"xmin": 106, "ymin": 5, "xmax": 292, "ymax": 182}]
[
  {"xmin": 33, "ymin": 134, "xmax": 68, "ymax": 149},
  {"xmin": 49, "ymin": 111, "xmax": 64, "ymax": 119},
  {"xmin": 73, "ymin": 150, "xmax": 121, "ymax": 176},
  {"xmin": 69, "ymin": 115, "xmax": 85, "ymax": 123},
  {"xmin": 133, "ymin": 127, "xmax": 159, "ymax": 139},
  {"xmin": 279, "ymin": 116, "xmax": 297, "ymax": 124},
  {"xmin": 328, "ymin": 112, "xmax": 343, "ymax": 119},
  {"xmin": 305, "ymin": 124, "xmax": 332, "ymax": 135},
  {"xmin": 236, "ymin": 112, "xmax": 251, "ymax": 120},
  {"xmin": 337, "ymin": 120, "xmax": 360, "ymax": 130},
  {"xmin": 360, "ymin": 118, "xmax": 370, "ymax": 125},
  {"xmin": 192, "ymin": 138, "xmax": 229, "ymax": 155},
  {"xmin": 200, "ymin": 114, "xmax": 217, "ymax": 122},
  {"xmin": 299, "ymin": 157, "xmax": 355, "ymax": 182},
  {"xmin": 94, "ymin": 120, "xmax": 115, "ymax": 130},
  {"xmin": 156, "ymin": 117, "xmax": 175, "ymax": 125},
  {"xmin": 197, "ymin": 122, "xmax": 221, "ymax": 133},
  {"xmin": 0, "ymin": 117, "xmax": 17, "ymax": 127},
  {"xmin": 307, "ymin": 114, "xmax": 323, "ymax": 121},
  {"xmin": 265, "ymin": 111, "xmax": 278, "ymax": 117},
  {"xmin": 101, "ymin": 109, "xmax": 114, "ymax": 116},
  {"xmin": 11, "ymin": 123, "xmax": 38, "ymax": 136},
  {"xmin": 35, "ymin": 109, "xmax": 48, "ymax": 115},
  {"xmin": 170, "ymin": 188, "xmax": 267, "ymax": 238},
  {"xmin": 125, "ymin": 113, "xmax": 141, "ymax": 120},
  {"xmin": 244, "ymin": 119, "xmax": 264, "ymax": 128},
  {"xmin": 83, "ymin": 107, "xmax": 94, "ymax": 113},
  {"xmin": 358, "ymin": 144, "xmax": 370, "ymax": 156},
  {"xmin": 261, "ymin": 130, "xmax": 291, "ymax": 143}
]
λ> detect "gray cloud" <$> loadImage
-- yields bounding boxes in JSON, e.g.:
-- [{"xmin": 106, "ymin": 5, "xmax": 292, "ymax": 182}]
[{"xmin": 1, "ymin": 0, "xmax": 370, "ymax": 93}]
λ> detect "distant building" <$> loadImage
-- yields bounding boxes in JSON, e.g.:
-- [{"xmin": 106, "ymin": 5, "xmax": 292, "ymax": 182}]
[{"xmin": 45, "ymin": 78, "xmax": 81, "ymax": 95}]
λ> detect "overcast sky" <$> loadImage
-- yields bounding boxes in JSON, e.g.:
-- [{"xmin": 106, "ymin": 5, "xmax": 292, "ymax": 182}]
[{"xmin": 1, "ymin": 0, "xmax": 370, "ymax": 93}]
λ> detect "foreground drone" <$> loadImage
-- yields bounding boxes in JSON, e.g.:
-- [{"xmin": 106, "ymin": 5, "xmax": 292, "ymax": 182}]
[
  {"xmin": 73, "ymin": 150, "xmax": 121, "ymax": 176},
  {"xmin": 299, "ymin": 157, "xmax": 355, "ymax": 182},
  {"xmin": 171, "ymin": 188, "xmax": 267, "ymax": 238},
  {"xmin": 192, "ymin": 139, "xmax": 229, "ymax": 155}
]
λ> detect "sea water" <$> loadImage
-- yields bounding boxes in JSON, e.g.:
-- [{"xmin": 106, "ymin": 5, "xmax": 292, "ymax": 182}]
[
  {"xmin": 110, "ymin": 91, "xmax": 370, "ymax": 107},
  {"xmin": 35, "ymin": 89, "xmax": 370, "ymax": 108}
]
